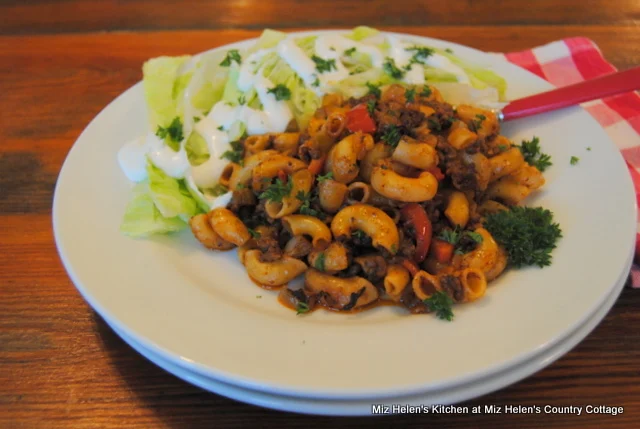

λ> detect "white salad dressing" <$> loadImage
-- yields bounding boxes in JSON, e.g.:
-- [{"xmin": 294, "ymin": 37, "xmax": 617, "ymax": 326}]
[
  {"xmin": 117, "ymin": 136, "xmax": 150, "ymax": 182},
  {"xmin": 147, "ymin": 133, "xmax": 191, "ymax": 179},
  {"xmin": 190, "ymin": 116, "xmax": 230, "ymax": 188},
  {"xmin": 277, "ymin": 38, "xmax": 318, "ymax": 87},
  {"xmin": 425, "ymin": 54, "xmax": 470, "ymax": 84},
  {"xmin": 118, "ymin": 31, "xmax": 481, "ymax": 209},
  {"xmin": 386, "ymin": 35, "xmax": 425, "ymax": 85}
]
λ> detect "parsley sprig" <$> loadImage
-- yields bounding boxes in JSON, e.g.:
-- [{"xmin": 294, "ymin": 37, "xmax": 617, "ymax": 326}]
[
  {"xmin": 259, "ymin": 177, "xmax": 293, "ymax": 203},
  {"xmin": 484, "ymin": 206, "xmax": 562, "ymax": 268},
  {"xmin": 317, "ymin": 172, "xmax": 334, "ymax": 182},
  {"xmin": 155, "ymin": 117, "xmax": 184, "ymax": 151},
  {"xmin": 220, "ymin": 140, "xmax": 244, "ymax": 165},
  {"xmin": 296, "ymin": 191, "xmax": 319, "ymax": 217},
  {"xmin": 437, "ymin": 228, "xmax": 483, "ymax": 255},
  {"xmin": 424, "ymin": 291, "xmax": 454, "ymax": 321},
  {"xmin": 381, "ymin": 125, "xmax": 402, "ymax": 148},
  {"xmin": 516, "ymin": 136, "xmax": 552, "ymax": 172},
  {"xmin": 267, "ymin": 84, "xmax": 291, "ymax": 101},
  {"xmin": 366, "ymin": 82, "xmax": 381, "ymax": 98},
  {"xmin": 383, "ymin": 57, "xmax": 405, "ymax": 79},
  {"xmin": 220, "ymin": 49, "xmax": 242, "ymax": 67},
  {"xmin": 311, "ymin": 55, "xmax": 337, "ymax": 73}
]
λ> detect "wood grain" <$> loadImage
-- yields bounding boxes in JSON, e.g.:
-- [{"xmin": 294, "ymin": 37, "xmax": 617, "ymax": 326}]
[
  {"xmin": 1, "ymin": 0, "xmax": 639, "ymax": 34},
  {"xmin": 1, "ymin": 18, "xmax": 640, "ymax": 429}
]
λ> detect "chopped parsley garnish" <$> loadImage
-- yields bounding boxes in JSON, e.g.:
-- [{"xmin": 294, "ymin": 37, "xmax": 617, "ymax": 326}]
[
  {"xmin": 405, "ymin": 88, "xmax": 416, "ymax": 103},
  {"xmin": 390, "ymin": 243, "xmax": 398, "ymax": 254},
  {"xmin": 296, "ymin": 302, "xmax": 310, "ymax": 315},
  {"xmin": 570, "ymin": 156, "xmax": 579, "ymax": 165},
  {"xmin": 587, "ymin": 147, "xmax": 592, "ymax": 151},
  {"xmin": 366, "ymin": 99, "xmax": 377, "ymax": 116},
  {"xmin": 193, "ymin": 116, "xmax": 201, "ymax": 123},
  {"xmin": 311, "ymin": 55, "xmax": 337, "ymax": 73},
  {"xmin": 366, "ymin": 81, "xmax": 381, "ymax": 98},
  {"xmin": 256, "ymin": 295, "xmax": 262, "ymax": 299},
  {"xmin": 296, "ymin": 191, "xmax": 319, "ymax": 216},
  {"xmin": 381, "ymin": 125, "xmax": 402, "ymax": 148},
  {"xmin": 317, "ymin": 172, "xmax": 334, "ymax": 182},
  {"xmin": 445, "ymin": 48, "xmax": 454, "ymax": 54},
  {"xmin": 217, "ymin": 125, "xmax": 224, "ymax": 131},
  {"xmin": 424, "ymin": 291, "xmax": 454, "ymax": 321},
  {"xmin": 314, "ymin": 252, "xmax": 326, "ymax": 271},
  {"xmin": 351, "ymin": 229, "xmax": 367, "ymax": 240},
  {"xmin": 383, "ymin": 57, "xmax": 405, "ymax": 79},
  {"xmin": 237, "ymin": 95, "xmax": 246, "ymax": 105},
  {"xmin": 484, "ymin": 206, "xmax": 562, "ymax": 268},
  {"xmin": 155, "ymin": 116, "xmax": 184, "ymax": 151},
  {"xmin": 516, "ymin": 136, "xmax": 552, "ymax": 172},
  {"xmin": 210, "ymin": 183, "xmax": 229, "ymax": 197},
  {"xmin": 344, "ymin": 47, "xmax": 357, "ymax": 56},
  {"xmin": 497, "ymin": 144, "xmax": 508, "ymax": 152},
  {"xmin": 220, "ymin": 140, "xmax": 244, "ymax": 164},
  {"xmin": 220, "ymin": 49, "xmax": 242, "ymax": 67},
  {"xmin": 437, "ymin": 228, "xmax": 484, "ymax": 255},
  {"xmin": 235, "ymin": 183, "xmax": 246, "ymax": 189},
  {"xmin": 259, "ymin": 177, "xmax": 293, "ymax": 203},
  {"xmin": 311, "ymin": 77, "xmax": 320, "ymax": 87},
  {"xmin": 248, "ymin": 228, "xmax": 261, "ymax": 239},
  {"xmin": 427, "ymin": 118, "xmax": 441, "ymax": 131},
  {"xmin": 405, "ymin": 46, "xmax": 434, "ymax": 68},
  {"xmin": 472, "ymin": 114, "xmax": 486, "ymax": 131},
  {"xmin": 421, "ymin": 86, "xmax": 432, "ymax": 97},
  {"xmin": 267, "ymin": 84, "xmax": 291, "ymax": 101}
]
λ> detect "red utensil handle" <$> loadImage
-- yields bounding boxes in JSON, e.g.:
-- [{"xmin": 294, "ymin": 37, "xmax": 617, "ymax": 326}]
[{"xmin": 502, "ymin": 66, "xmax": 640, "ymax": 121}]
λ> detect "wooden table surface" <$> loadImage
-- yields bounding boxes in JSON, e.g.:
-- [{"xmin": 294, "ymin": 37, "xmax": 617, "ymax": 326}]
[{"xmin": 2, "ymin": 1, "xmax": 640, "ymax": 428}]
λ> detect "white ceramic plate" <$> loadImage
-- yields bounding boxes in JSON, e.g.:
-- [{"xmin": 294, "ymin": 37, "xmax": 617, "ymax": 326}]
[
  {"xmin": 105, "ymin": 258, "xmax": 630, "ymax": 415},
  {"xmin": 53, "ymin": 30, "xmax": 636, "ymax": 400}
]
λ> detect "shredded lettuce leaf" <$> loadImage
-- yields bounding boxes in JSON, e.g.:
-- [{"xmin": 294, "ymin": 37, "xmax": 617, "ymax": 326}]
[
  {"xmin": 142, "ymin": 56, "xmax": 192, "ymax": 130},
  {"xmin": 120, "ymin": 185, "xmax": 187, "ymax": 237},
  {"xmin": 147, "ymin": 162, "xmax": 200, "ymax": 219}
]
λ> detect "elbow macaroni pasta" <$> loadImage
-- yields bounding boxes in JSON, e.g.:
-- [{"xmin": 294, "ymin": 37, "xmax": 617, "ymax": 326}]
[{"xmin": 188, "ymin": 83, "xmax": 549, "ymax": 316}]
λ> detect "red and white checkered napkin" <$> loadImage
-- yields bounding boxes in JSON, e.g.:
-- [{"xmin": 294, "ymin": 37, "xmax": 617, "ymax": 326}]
[{"xmin": 497, "ymin": 38, "xmax": 640, "ymax": 287}]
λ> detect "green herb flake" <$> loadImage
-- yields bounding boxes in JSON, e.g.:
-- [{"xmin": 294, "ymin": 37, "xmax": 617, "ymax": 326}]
[
  {"xmin": 445, "ymin": 48, "xmax": 454, "ymax": 54},
  {"xmin": 383, "ymin": 57, "xmax": 405, "ymax": 79},
  {"xmin": 237, "ymin": 95, "xmax": 246, "ymax": 105},
  {"xmin": 421, "ymin": 86, "xmax": 432, "ymax": 97},
  {"xmin": 220, "ymin": 49, "xmax": 242, "ymax": 67},
  {"xmin": 220, "ymin": 140, "xmax": 244, "ymax": 164},
  {"xmin": 366, "ymin": 81, "xmax": 381, "ymax": 98},
  {"xmin": 259, "ymin": 177, "xmax": 293, "ymax": 203},
  {"xmin": 296, "ymin": 191, "xmax": 319, "ymax": 217},
  {"xmin": 317, "ymin": 172, "xmax": 334, "ymax": 182},
  {"xmin": 366, "ymin": 99, "xmax": 377, "ymax": 116},
  {"xmin": 381, "ymin": 125, "xmax": 402, "ymax": 148},
  {"xmin": 516, "ymin": 136, "xmax": 552, "ymax": 172},
  {"xmin": 155, "ymin": 116, "xmax": 184, "ymax": 151},
  {"xmin": 427, "ymin": 118, "xmax": 441, "ymax": 131},
  {"xmin": 405, "ymin": 88, "xmax": 416, "ymax": 103},
  {"xmin": 390, "ymin": 244, "xmax": 398, "ymax": 254},
  {"xmin": 267, "ymin": 84, "xmax": 292, "ymax": 101},
  {"xmin": 424, "ymin": 291, "xmax": 454, "ymax": 321},
  {"xmin": 311, "ymin": 77, "xmax": 320, "ymax": 87},
  {"xmin": 587, "ymin": 147, "xmax": 592, "ymax": 151},
  {"xmin": 217, "ymin": 125, "xmax": 224, "ymax": 131},
  {"xmin": 484, "ymin": 206, "xmax": 563, "ymax": 268},
  {"xmin": 351, "ymin": 230, "xmax": 367, "ymax": 240},
  {"xmin": 193, "ymin": 116, "xmax": 201, "ymax": 123},
  {"xmin": 570, "ymin": 156, "xmax": 579, "ymax": 165},
  {"xmin": 314, "ymin": 252, "xmax": 326, "ymax": 271},
  {"xmin": 344, "ymin": 47, "xmax": 357, "ymax": 56},
  {"xmin": 311, "ymin": 55, "xmax": 337, "ymax": 73},
  {"xmin": 256, "ymin": 295, "xmax": 262, "ymax": 299},
  {"xmin": 296, "ymin": 302, "xmax": 310, "ymax": 315},
  {"xmin": 248, "ymin": 228, "xmax": 261, "ymax": 239},
  {"xmin": 472, "ymin": 114, "xmax": 486, "ymax": 131}
]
